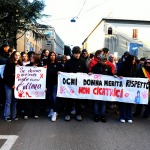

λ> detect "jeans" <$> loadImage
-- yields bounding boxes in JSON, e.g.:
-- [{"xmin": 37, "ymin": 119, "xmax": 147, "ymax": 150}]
[
  {"xmin": 4, "ymin": 85, "xmax": 17, "ymax": 119},
  {"xmin": 47, "ymin": 85, "xmax": 57, "ymax": 112},
  {"xmin": 65, "ymin": 99, "xmax": 82, "ymax": 116},
  {"xmin": 119, "ymin": 102, "xmax": 133, "ymax": 120},
  {"xmin": 93, "ymin": 100, "xmax": 106, "ymax": 116}
]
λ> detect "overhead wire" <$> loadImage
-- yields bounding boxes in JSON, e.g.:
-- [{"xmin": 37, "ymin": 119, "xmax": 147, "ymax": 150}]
[
  {"xmin": 76, "ymin": 0, "xmax": 87, "ymax": 19},
  {"xmin": 40, "ymin": 0, "xmax": 109, "ymax": 22}
]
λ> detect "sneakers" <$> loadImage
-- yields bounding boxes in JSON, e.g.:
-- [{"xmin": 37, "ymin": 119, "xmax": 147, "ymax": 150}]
[
  {"xmin": 128, "ymin": 120, "xmax": 133, "ymax": 123},
  {"xmin": 71, "ymin": 108, "xmax": 76, "ymax": 115},
  {"xmin": 51, "ymin": 112, "xmax": 57, "ymax": 122},
  {"xmin": 120, "ymin": 119, "xmax": 133, "ymax": 123},
  {"xmin": 13, "ymin": 117, "xmax": 19, "ymax": 121},
  {"xmin": 24, "ymin": 116, "xmax": 28, "ymax": 120},
  {"xmin": 94, "ymin": 114, "xmax": 99, "ymax": 122},
  {"xmin": 76, "ymin": 115, "xmax": 82, "ymax": 121},
  {"xmin": 48, "ymin": 109, "xmax": 54, "ymax": 118},
  {"xmin": 100, "ymin": 116, "xmax": 106, "ymax": 123},
  {"xmin": 34, "ymin": 115, "xmax": 39, "ymax": 119},
  {"xmin": 120, "ymin": 119, "xmax": 125, "ymax": 123},
  {"xmin": 5, "ymin": 117, "xmax": 18, "ymax": 122},
  {"xmin": 5, "ymin": 118, "xmax": 11, "ymax": 122},
  {"xmin": 65, "ymin": 115, "xmax": 71, "ymax": 121}
]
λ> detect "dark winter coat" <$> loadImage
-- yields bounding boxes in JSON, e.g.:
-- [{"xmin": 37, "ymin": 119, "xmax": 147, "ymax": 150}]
[
  {"xmin": 3, "ymin": 62, "xmax": 16, "ymax": 88},
  {"xmin": 91, "ymin": 62, "xmax": 113, "ymax": 76},
  {"xmin": 64, "ymin": 57, "xmax": 87, "ymax": 73},
  {"xmin": 46, "ymin": 62, "xmax": 60, "ymax": 86},
  {"xmin": 117, "ymin": 62, "xmax": 138, "ymax": 77},
  {"xmin": 0, "ymin": 49, "xmax": 9, "ymax": 65}
]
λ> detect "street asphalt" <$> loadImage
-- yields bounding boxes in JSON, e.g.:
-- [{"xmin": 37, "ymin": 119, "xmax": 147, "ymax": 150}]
[{"xmin": 0, "ymin": 105, "xmax": 150, "ymax": 150}]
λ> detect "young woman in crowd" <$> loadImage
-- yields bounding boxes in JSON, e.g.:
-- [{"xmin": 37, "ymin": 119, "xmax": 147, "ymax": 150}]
[
  {"xmin": 23, "ymin": 53, "xmax": 42, "ymax": 119},
  {"xmin": 117, "ymin": 54, "xmax": 138, "ymax": 123},
  {"xmin": 46, "ymin": 52, "xmax": 59, "ymax": 122},
  {"xmin": 21, "ymin": 52, "xmax": 30, "ymax": 66},
  {"xmin": 3, "ymin": 51, "xmax": 22, "ymax": 122}
]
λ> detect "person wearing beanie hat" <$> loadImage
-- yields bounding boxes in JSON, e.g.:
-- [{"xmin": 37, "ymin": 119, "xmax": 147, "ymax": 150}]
[
  {"xmin": 81, "ymin": 49, "xmax": 88, "ymax": 59},
  {"xmin": 124, "ymin": 51, "xmax": 130, "ymax": 56},
  {"xmin": 82, "ymin": 49, "xmax": 87, "ymax": 54}
]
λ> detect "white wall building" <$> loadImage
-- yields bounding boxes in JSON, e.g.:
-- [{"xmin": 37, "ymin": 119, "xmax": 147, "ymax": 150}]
[{"xmin": 82, "ymin": 18, "xmax": 150, "ymax": 59}]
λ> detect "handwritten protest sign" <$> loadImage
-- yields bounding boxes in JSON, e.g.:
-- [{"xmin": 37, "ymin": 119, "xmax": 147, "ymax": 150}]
[
  {"xmin": 15, "ymin": 66, "xmax": 46, "ymax": 99},
  {"xmin": 0, "ymin": 65, "xmax": 5, "ymax": 79},
  {"xmin": 57, "ymin": 72, "xmax": 149, "ymax": 104}
]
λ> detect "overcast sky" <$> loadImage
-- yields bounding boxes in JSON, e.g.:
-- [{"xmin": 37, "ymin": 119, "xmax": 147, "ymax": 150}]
[{"xmin": 40, "ymin": 0, "xmax": 150, "ymax": 47}]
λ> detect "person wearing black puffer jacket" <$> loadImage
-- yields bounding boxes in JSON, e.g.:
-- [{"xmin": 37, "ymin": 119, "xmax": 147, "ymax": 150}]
[{"xmin": 64, "ymin": 46, "xmax": 88, "ymax": 121}]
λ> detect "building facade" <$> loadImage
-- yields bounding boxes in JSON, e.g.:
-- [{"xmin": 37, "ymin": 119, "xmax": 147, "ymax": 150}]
[
  {"xmin": 17, "ymin": 31, "xmax": 42, "ymax": 53},
  {"xmin": 82, "ymin": 18, "xmax": 150, "ymax": 59},
  {"xmin": 42, "ymin": 27, "xmax": 64, "ymax": 55},
  {"xmin": 17, "ymin": 25, "xmax": 64, "ymax": 55}
]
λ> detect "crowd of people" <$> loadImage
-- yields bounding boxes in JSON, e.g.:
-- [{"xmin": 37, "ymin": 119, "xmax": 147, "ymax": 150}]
[{"xmin": 0, "ymin": 44, "xmax": 150, "ymax": 123}]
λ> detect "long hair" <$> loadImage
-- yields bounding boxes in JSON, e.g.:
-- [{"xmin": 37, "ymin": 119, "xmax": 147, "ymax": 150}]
[
  {"xmin": 47, "ymin": 52, "xmax": 57, "ymax": 64},
  {"xmin": 124, "ymin": 54, "xmax": 136, "ymax": 67},
  {"xmin": 9, "ymin": 51, "xmax": 22, "ymax": 65},
  {"xmin": 32, "ymin": 53, "xmax": 41, "ymax": 65}
]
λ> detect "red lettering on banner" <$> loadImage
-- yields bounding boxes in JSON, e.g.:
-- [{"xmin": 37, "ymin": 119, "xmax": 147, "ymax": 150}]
[
  {"xmin": 93, "ymin": 87, "xmax": 123, "ymax": 98},
  {"xmin": 78, "ymin": 87, "xmax": 90, "ymax": 94}
]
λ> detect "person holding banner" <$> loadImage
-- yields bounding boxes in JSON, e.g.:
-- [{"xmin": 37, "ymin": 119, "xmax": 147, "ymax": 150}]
[
  {"xmin": 64, "ymin": 46, "xmax": 88, "ymax": 121},
  {"xmin": 91, "ymin": 55, "xmax": 113, "ymax": 123},
  {"xmin": 3, "ymin": 51, "xmax": 22, "ymax": 122},
  {"xmin": 21, "ymin": 52, "xmax": 30, "ymax": 66},
  {"xmin": 0, "ymin": 44, "xmax": 10, "ymax": 109},
  {"xmin": 134, "ymin": 58, "xmax": 150, "ymax": 118},
  {"xmin": 117, "ymin": 54, "xmax": 138, "ymax": 123},
  {"xmin": 46, "ymin": 52, "xmax": 60, "ymax": 122},
  {"xmin": 23, "ymin": 54, "xmax": 42, "ymax": 120}
]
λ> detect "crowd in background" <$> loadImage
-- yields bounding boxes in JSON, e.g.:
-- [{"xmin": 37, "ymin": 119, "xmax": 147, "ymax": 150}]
[{"xmin": 0, "ymin": 44, "xmax": 150, "ymax": 123}]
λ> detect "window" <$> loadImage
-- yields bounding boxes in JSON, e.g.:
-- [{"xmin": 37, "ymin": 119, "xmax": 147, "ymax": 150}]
[
  {"xmin": 46, "ymin": 41, "xmax": 51, "ymax": 46},
  {"xmin": 108, "ymin": 27, "xmax": 112, "ymax": 35},
  {"xmin": 132, "ymin": 29, "xmax": 138, "ymax": 39}
]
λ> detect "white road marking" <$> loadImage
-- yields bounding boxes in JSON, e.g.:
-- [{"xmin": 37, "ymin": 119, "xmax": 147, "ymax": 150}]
[{"xmin": 0, "ymin": 135, "xmax": 19, "ymax": 150}]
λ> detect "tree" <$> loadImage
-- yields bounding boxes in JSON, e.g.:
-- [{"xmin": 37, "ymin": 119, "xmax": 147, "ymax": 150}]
[{"xmin": 0, "ymin": 0, "xmax": 47, "ymax": 48}]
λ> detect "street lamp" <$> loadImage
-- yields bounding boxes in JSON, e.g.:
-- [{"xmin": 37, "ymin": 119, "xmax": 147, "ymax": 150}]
[{"xmin": 70, "ymin": 17, "xmax": 76, "ymax": 23}]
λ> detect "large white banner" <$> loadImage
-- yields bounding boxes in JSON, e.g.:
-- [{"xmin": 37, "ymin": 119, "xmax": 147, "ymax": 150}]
[
  {"xmin": 15, "ymin": 66, "xmax": 46, "ymax": 99},
  {"xmin": 57, "ymin": 72, "xmax": 149, "ymax": 104},
  {"xmin": 0, "ymin": 65, "xmax": 5, "ymax": 79}
]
